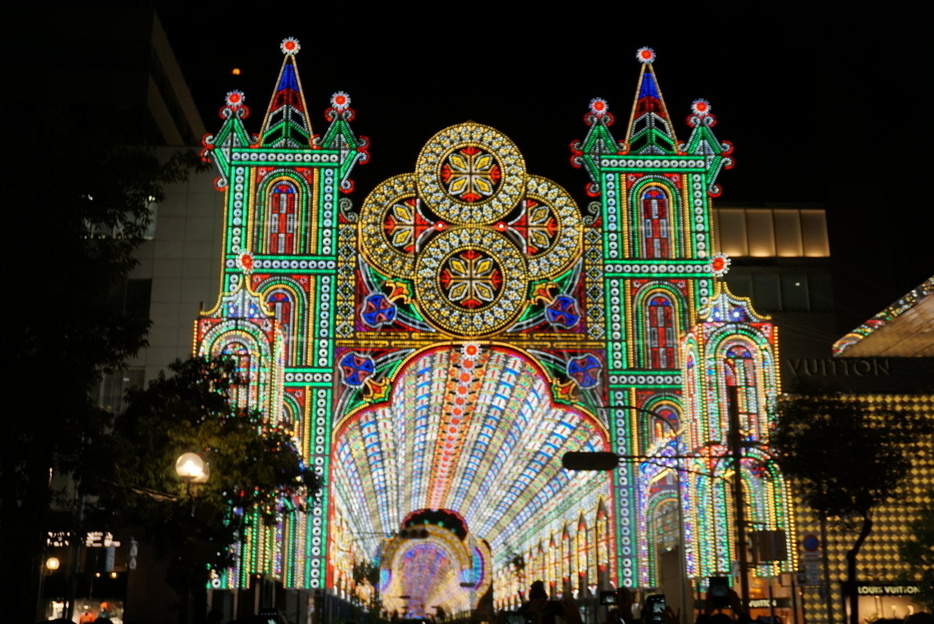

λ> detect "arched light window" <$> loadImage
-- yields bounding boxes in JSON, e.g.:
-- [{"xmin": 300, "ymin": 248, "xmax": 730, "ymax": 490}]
[
  {"xmin": 268, "ymin": 182, "xmax": 298, "ymax": 254},
  {"xmin": 653, "ymin": 406, "xmax": 679, "ymax": 443},
  {"xmin": 561, "ymin": 526, "xmax": 572, "ymax": 583},
  {"xmin": 223, "ymin": 341, "xmax": 253, "ymax": 410},
  {"xmin": 647, "ymin": 295, "xmax": 676, "ymax": 369},
  {"xmin": 576, "ymin": 518, "xmax": 588, "ymax": 581},
  {"xmin": 642, "ymin": 188, "xmax": 670, "ymax": 258},
  {"xmin": 724, "ymin": 345, "xmax": 758, "ymax": 435},
  {"xmin": 265, "ymin": 290, "xmax": 294, "ymax": 363},
  {"xmin": 533, "ymin": 542, "xmax": 545, "ymax": 588},
  {"xmin": 596, "ymin": 504, "xmax": 610, "ymax": 575},
  {"xmin": 546, "ymin": 534, "xmax": 557, "ymax": 594}
]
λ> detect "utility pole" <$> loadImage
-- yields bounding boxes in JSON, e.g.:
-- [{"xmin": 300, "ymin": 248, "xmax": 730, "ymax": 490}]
[{"xmin": 727, "ymin": 385, "xmax": 750, "ymax": 612}]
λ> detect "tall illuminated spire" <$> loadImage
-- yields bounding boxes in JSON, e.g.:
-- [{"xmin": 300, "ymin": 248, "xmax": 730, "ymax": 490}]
[
  {"xmin": 259, "ymin": 37, "xmax": 312, "ymax": 148},
  {"xmin": 625, "ymin": 47, "xmax": 676, "ymax": 154}
]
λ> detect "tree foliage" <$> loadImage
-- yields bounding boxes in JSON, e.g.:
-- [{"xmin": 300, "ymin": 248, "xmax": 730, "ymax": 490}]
[
  {"xmin": 900, "ymin": 489, "xmax": 934, "ymax": 610},
  {"xmin": 773, "ymin": 395, "xmax": 921, "ymax": 520},
  {"xmin": 1, "ymin": 103, "xmax": 198, "ymax": 622},
  {"xmin": 105, "ymin": 357, "xmax": 320, "ymax": 569},
  {"xmin": 773, "ymin": 394, "xmax": 933, "ymax": 624}
]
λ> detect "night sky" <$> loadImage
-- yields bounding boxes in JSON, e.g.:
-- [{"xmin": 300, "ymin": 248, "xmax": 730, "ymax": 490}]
[{"xmin": 155, "ymin": 6, "xmax": 931, "ymax": 333}]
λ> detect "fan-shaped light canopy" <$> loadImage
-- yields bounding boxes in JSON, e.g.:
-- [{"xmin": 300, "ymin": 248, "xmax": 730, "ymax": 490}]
[{"xmin": 332, "ymin": 344, "xmax": 610, "ymax": 612}]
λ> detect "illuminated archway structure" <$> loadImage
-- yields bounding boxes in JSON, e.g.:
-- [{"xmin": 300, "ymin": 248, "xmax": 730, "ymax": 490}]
[{"xmin": 196, "ymin": 41, "xmax": 794, "ymax": 612}]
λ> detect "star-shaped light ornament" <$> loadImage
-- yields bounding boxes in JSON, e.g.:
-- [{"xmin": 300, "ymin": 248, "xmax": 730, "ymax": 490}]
[
  {"xmin": 636, "ymin": 47, "xmax": 656, "ymax": 64},
  {"xmin": 237, "ymin": 252, "xmax": 255, "ymax": 274},
  {"xmin": 711, "ymin": 252, "xmax": 731, "ymax": 278},
  {"xmin": 460, "ymin": 342, "xmax": 482, "ymax": 362},
  {"xmin": 226, "ymin": 90, "xmax": 245, "ymax": 109},
  {"xmin": 589, "ymin": 97, "xmax": 609, "ymax": 117},
  {"xmin": 280, "ymin": 37, "xmax": 301, "ymax": 56},
  {"xmin": 692, "ymin": 99, "xmax": 711, "ymax": 117},
  {"xmin": 331, "ymin": 91, "xmax": 351, "ymax": 111}
]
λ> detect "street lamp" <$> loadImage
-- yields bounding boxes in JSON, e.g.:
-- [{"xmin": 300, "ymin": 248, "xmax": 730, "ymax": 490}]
[
  {"xmin": 174, "ymin": 452, "xmax": 210, "ymax": 624},
  {"xmin": 175, "ymin": 452, "xmax": 209, "ymax": 513},
  {"xmin": 175, "ymin": 452, "xmax": 208, "ymax": 483}
]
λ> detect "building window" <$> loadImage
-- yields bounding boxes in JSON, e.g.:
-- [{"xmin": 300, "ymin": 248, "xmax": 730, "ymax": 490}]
[
  {"xmin": 94, "ymin": 368, "xmax": 145, "ymax": 414},
  {"xmin": 107, "ymin": 278, "xmax": 152, "ymax": 320}
]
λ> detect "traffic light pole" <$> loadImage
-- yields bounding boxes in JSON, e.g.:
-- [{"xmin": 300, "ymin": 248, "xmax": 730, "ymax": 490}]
[{"xmin": 563, "ymin": 395, "xmax": 757, "ymax": 618}]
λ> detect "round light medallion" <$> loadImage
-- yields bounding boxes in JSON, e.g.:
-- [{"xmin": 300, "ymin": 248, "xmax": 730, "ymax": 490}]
[
  {"xmin": 416, "ymin": 123, "xmax": 526, "ymax": 225},
  {"xmin": 359, "ymin": 174, "xmax": 420, "ymax": 277},
  {"xmin": 415, "ymin": 227, "xmax": 528, "ymax": 336}
]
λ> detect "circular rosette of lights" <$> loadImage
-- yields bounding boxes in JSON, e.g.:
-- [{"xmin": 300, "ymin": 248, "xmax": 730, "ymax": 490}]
[
  {"xmin": 416, "ymin": 123, "xmax": 526, "ymax": 225},
  {"xmin": 518, "ymin": 175, "xmax": 583, "ymax": 279},
  {"xmin": 359, "ymin": 173, "xmax": 425, "ymax": 277},
  {"xmin": 415, "ymin": 227, "xmax": 528, "ymax": 336}
]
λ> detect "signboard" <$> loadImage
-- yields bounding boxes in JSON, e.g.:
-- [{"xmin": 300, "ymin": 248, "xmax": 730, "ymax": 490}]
[
  {"xmin": 46, "ymin": 530, "xmax": 121, "ymax": 548},
  {"xmin": 747, "ymin": 598, "xmax": 792, "ymax": 609},
  {"xmin": 855, "ymin": 584, "xmax": 922, "ymax": 597}
]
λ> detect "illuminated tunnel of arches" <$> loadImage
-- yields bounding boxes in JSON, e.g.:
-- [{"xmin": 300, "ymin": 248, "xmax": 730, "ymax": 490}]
[{"xmin": 329, "ymin": 343, "xmax": 612, "ymax": 616}]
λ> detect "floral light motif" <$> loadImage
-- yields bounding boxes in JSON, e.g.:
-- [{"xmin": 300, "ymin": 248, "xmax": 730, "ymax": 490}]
[
  {"xmin": 226, "ymin": 90, "xmax": 245, "ymax": 109},
  {"xmin": 360, "ymin": 293, "xmax": 397, "ymax": 328},
  {"xmin": 691, "ymin": 99, "xmax": 711, "ymax": 117},
  {"xmin": 590, "ymin": 98, "xmax": 609, "ymax": 117},
  {"xmin": 509, "ymin": 199, "xmax": 558, "ymax": 255},
  {"xmin": 636, "ymin": 47, "xmax": 656, "ymax": 64},
  {"xmin": 331, "ymin": 91, "xmax": 350, "ymax": 111},
  {"xmin": 339, "ymin": 352, "xmax": 375, "ymax": 387},
  {"xmin": 384, "ymin": 198, "xmax": 433, "ymax": 253},
  {"xmin": 546, "ymin": 295, "xmax": 581, "ymax": 329},
  {"xmin": 280, "ymin": 37, "xmax": 301, "ymax": 55},
  {"xmin": 567, "ymin": 354, "xmax": 602, "ymax": 389},
  {"xmin": 460, "ymin": 342, "xmax": 482, "ymax": 361},
  {"xmin": 237, "ymin": 252, "xmax": 254, "ymax": 274},
  {"xmin": 441, "ymin": 147, "xmax": 502, "ymax": 203},
  {"xmin": 711, "ymin": 252, "xmax": 730, "ymax": 278},
  {"xmin": 440, "ymin": 250, "xmax": 502, "ymax": 309}
]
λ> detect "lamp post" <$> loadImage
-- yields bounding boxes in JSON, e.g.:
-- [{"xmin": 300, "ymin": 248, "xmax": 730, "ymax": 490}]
[{"xmin": 174, "ymin": 452, "xmax": 209, "ymax": 624}]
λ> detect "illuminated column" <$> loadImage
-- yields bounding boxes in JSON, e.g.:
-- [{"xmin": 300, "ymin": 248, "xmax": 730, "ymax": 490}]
[
  {"xmin": 681, "ymin": 282, "xmax": 796, "ymax": 582},
  {"xmin": 197, "ymin": 38, "xmax": 367, "ymax": 588},
  {"xmin": 573, "ymin": 47, "xmax": 734, "ymax": 586}
]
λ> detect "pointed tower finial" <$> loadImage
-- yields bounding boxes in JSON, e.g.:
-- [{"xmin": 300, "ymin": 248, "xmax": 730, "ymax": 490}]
[
  {"xmin": 259, "ymin": 38, "xmax": 313, "ymax": 148},
  {"xmin": 684, "ymin": 97, "xmax": 735, "ymax": 196},
  {"xmin": 626, "ymin": 47, "xmax": 677, "ymax": 154}
]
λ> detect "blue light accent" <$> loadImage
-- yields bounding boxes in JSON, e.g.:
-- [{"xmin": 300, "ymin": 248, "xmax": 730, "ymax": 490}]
[
  {"xmin": 639, "ymin": 72, "xmax": 661, "ymax": 99},
  {"xmin": 278, "ymin": 64, "xmax": 299, "ymax": 92}
]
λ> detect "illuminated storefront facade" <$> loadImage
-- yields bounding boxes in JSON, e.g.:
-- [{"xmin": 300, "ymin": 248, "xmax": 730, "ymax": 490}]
[{"xmin": 194, "ymin": 40, "xmax": 795, "ymax": 618}]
